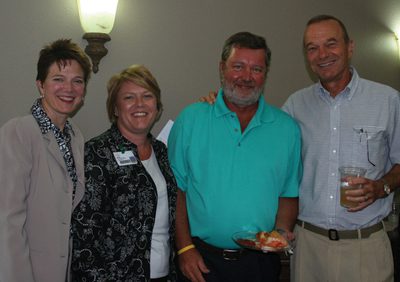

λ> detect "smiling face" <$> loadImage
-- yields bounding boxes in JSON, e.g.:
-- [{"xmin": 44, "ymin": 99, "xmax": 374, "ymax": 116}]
[
  {"xmin": 304, "ymin": 19, "xmax": 354, "ymax": 91},
  {"xmin": 220, "ymin": 47, "xmax": 266, "ymax": 107},
  {"xmin": 36, "ymin": 60, "xmax": 85, "ymax": 129},
  {"xmin": 115, "ymin": 81, "xmax": 159, "ymax": 139}
]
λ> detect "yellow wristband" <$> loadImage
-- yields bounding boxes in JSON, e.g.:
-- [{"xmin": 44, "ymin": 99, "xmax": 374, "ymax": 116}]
[{"xmin": 177, "ymin": 244, "xmax": 195, "ymax": 255}]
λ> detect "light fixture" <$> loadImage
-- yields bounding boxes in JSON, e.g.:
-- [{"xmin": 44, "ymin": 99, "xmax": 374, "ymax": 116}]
[
  {"xmin": 395, "ymin": 31, "xmax": 400, "ymax": 61},
  {"xmin": 77, "ymin": 0, "xmax": 119, "ymax": 73}
]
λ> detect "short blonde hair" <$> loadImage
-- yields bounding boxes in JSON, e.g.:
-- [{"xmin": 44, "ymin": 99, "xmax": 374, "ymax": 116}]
[{"xmin": 106, "ymin": 64, "xmax": 163, "ymax": 123}]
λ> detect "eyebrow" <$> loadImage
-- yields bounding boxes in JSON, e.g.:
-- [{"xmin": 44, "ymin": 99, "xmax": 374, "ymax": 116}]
[
  {"xmin": 325, "ymin": 37, "xmax": 339, "ymax": 43},
  {"xmin": 121, "ymin": 90, "xmax": 153, "ymax": 95},
  {"xmin": 305, "ymin": 37, "xmax": 339, "ymax": 48}
]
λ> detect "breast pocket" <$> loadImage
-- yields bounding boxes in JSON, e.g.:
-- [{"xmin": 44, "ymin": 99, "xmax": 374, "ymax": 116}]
[{"xmin": 352, "ymin": 126, "xmax": 387, "ymax": 168}]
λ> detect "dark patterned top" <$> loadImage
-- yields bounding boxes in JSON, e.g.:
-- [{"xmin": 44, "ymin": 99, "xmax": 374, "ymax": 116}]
[
  {"xmin": 31, "ymin": 98, "xmax": 78, "ymax": 205},
  {"xmin": 71, "ymin": 124, "xmax": 177, "ymax": 282}
]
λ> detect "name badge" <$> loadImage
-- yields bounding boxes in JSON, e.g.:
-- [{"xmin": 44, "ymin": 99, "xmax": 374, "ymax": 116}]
[{"xmin": 113, "ymin": 151, "xmax": 138, "ymax": 166}]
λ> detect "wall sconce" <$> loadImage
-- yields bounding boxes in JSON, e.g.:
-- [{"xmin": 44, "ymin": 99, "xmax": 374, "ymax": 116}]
[
  {"xmin": 77, "ymin": 0, "xmax": 119, "ymax": 73},
  {"xmin": 395, "ymin": 32, "xmax": 400, "ymax": 61}
]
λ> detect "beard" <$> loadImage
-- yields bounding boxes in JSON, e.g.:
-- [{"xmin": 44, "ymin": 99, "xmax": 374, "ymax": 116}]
[{"xmin": 222, "ymin": 80, "xmax": 264, "ymax": 107}]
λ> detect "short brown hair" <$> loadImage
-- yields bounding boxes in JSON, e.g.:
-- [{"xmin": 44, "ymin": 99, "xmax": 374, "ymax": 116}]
[
  {"xmin": 221, "ymin": 31, "xmax": 271, "ymax": 73},
  {"xmin": 106, "ymin": 64, "xmax": 163, "ymax": 123},
  {"xmin": 36, "ymin": 39, "xmax": 91, "ymax": 87},
  {"xmin": 305, "ymin": 15, "xmax": 350, "ymax": 44}
]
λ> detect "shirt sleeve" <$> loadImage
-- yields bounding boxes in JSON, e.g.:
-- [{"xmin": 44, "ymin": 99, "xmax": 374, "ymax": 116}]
[
  {"xmin": 0, "ymin": 119, "xmax": 35, "ymax": 282},
  {"xmin": 388, "ymin": 91, "xmax": 400, "ymax": 165},
  {"xmin": 281, "ymin": 96, "xmax": 294, "ymax": 116},
  {"xmin": 281, "ymin": 119, "xmax": 303, "ymax": 198},
  {"xmin": 167, "ymin": 112, "xmax": 189, "ymax": 192}
]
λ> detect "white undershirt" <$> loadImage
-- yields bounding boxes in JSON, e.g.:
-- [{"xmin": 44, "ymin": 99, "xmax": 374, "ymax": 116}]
[{"xmin": 141, "ymin": 148, "xmax": 170, "ymax": 278}]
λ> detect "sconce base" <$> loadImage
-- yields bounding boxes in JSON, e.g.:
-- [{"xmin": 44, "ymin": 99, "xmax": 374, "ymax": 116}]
[{"xmin": 83, "ymin": 32, "xmax": 111, "ymax": 73}]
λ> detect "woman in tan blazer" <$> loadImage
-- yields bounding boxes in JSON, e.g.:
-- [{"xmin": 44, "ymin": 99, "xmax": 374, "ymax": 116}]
[{"xmin": 0, "ymin": 39, "xmax": 91, "ymax": 282}]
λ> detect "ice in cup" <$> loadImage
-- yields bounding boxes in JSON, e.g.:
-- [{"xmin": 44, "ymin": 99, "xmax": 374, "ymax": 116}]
[{"xmin": 339, "ymin": 166, "xmax": 367, "ymax": 208}]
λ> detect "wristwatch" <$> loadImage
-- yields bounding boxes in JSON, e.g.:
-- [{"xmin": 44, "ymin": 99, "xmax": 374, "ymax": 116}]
[{"xmin": 382, "ymin": 179, "xmax": 392, "ymax": 196}]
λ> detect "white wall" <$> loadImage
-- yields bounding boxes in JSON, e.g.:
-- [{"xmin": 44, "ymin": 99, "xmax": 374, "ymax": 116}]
[{"xmin": 1, "ymin": 0, "xmax": 399, "ymax": 140}]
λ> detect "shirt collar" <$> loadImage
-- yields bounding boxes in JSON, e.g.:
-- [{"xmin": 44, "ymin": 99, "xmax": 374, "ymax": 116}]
[
  {"xmin": 214, "ymin": 88, "xmax": 275, "ymax": 124},
  {"xmin": 110, "ymin": 123, "xmax": 156, "ymax": 151},
  {"xmin": 31, "ymin": 98, "xmax": 73, "ymax": 136},
  {"xmin": 214, "ymin": 88, "xmax": 232, "ymax": 117},
  {"xmin": 316, "ymin": 66, "xmax": 360, "ymax": 101}
]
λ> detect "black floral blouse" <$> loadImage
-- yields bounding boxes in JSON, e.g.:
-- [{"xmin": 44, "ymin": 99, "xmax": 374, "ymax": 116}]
[{"xmin": 71, "ymin": 124, "xmax": 177, "ymax": 282}]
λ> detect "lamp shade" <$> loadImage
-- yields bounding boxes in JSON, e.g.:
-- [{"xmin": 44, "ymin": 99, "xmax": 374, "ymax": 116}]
[{"xmin": 77, "ymin": 0, "xmax": 118, "ymax": 34}]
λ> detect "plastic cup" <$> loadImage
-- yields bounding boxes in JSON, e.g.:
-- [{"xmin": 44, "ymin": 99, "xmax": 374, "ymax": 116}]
[{"xmin": 339, "ymin": 166, "xmax": 367, "ymax": 208}]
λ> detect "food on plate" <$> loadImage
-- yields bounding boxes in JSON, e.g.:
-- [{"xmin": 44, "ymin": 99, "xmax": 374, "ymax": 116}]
[
  {"xmin": 233, "ymin": 230, "xmax": 291, "ymax": 252},
  {"xmin": 236, "ymin": 238, "xmax": 257, "ymax": 248},
  {"xmin": 256, "ymin": 230, "xmax": 288, "ymax": 249}
]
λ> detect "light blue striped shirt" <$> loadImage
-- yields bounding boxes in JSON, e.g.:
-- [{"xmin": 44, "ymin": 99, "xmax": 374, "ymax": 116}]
[{"xmin": 283, "ymin": 67, "xmax": 400, "ymax": 230}]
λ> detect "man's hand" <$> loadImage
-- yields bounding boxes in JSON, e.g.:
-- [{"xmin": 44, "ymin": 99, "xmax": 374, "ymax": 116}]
[
  {"xmin": 199, "ymin": 91, "xmax": 217, "ymax": 104},
  {"xmin": 276, "ymin": 228, "xmax": 296, "ymax": 249},
  {"xmin": 178, "ymin": 248, "xmax": 209, "ymax": 282},
  {"xmin": 345, "ymin": 177, "xmax": 386, "ymax": 212},
  {"xmin": 277, "ymin": 229, "xmax": 295, "ymax": 242},
  {"xmin": 175, "ymin": 190, "xmax": 210, "ymax": 281}
]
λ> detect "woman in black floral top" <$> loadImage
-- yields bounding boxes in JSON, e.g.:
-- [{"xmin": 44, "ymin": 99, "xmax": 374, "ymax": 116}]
[{"xmin": 71, "ymin": 65, "xmax": 177, "ymax": 282}]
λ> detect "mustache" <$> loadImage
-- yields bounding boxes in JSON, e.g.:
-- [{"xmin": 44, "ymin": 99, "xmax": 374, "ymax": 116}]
[{"xmin": 235, "ymin": 79, "xmax": 255, "ymax": 87}]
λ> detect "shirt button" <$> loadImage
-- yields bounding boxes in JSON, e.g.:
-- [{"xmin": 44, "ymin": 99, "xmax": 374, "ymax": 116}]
[
  {"xmin": 234, "ymin": 128, "xmax": 238, "ymax": 132},
  {"xmin": 332, "ymin": 150, "xmax": 337, "ymax": 154},
  {"xmin": 330, "ymin": 195, "xmax": 334, "ymax": 199},
  {"xmin": 333, "ymin": 127, "xmax": 337, "ymax": 131},
  {"xmin": 331, "ymin": 173, "xmax": 335, "ymax": 176}
]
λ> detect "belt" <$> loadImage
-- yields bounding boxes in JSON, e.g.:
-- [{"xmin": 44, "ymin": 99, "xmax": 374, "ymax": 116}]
[
  {"xmin": 192, "ymin": 237, "xmax": 246, "ymax": 261},
  {"xmin": 296, "ymin": 220, "xmax": 384, "ymax": 240},
  {"xmin": 151, "ymin": 277, "xmax": 167, "ymax": 282}
]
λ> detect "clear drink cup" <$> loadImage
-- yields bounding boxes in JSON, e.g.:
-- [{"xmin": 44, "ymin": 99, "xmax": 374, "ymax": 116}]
[{"xmin": 339, "ymin": 166, "xmax": 367, "ymax": 208}]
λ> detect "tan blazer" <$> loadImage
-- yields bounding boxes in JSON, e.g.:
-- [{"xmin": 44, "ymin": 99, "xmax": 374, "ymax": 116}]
[{"xmin": 0, "ymin": 115, "xmax": 85, "ymax": 282}]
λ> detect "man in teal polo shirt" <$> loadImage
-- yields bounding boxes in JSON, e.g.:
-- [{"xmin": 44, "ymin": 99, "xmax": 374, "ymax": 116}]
[{"xmin": 168, "ymin": 31, "xmax": 302, "ymax": 282}]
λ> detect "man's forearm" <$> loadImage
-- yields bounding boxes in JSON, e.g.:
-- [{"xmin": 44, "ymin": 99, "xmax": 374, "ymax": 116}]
[
  {"xmin": 380, "ymin": 164, "xmax": 400, "ymax": 194},
  {"xmin": 275, "ymin": 197, "xmax": 299, "ymax": 232},
  {"xmin": 175, "ymin": 189, "xmax": 193, "ymax": 250}
]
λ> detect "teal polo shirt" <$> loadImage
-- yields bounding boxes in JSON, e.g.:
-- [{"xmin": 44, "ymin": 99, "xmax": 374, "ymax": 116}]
[{"xmin": 168, "ymin": 89, "xmax": 302, "ymax": 248}]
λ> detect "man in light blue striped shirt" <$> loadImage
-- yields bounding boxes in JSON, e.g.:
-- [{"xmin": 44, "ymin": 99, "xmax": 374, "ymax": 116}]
[{"xmin": 283, "ymin": 14, "xmax": 400, "ymax": 282}]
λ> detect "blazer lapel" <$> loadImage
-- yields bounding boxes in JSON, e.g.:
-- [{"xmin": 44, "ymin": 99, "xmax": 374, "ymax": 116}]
[
  {"xmin": 43, "ymin": 132, "xmax": 71, "ymax": 192},
  {"xmin": 70, "ymin": 134, "xmax": 85, "ymax": 209}
]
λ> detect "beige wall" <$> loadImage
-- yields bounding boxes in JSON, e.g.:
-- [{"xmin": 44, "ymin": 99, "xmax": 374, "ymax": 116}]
[{"xmin": 1, "ymin": 0, "xmax": 399, "ymax": 139}]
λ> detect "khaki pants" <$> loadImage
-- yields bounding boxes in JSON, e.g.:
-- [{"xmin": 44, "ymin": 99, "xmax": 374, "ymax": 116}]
[{"xmin": 291, "ymin": 224, "xmax": 394, "ymax": 282}]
